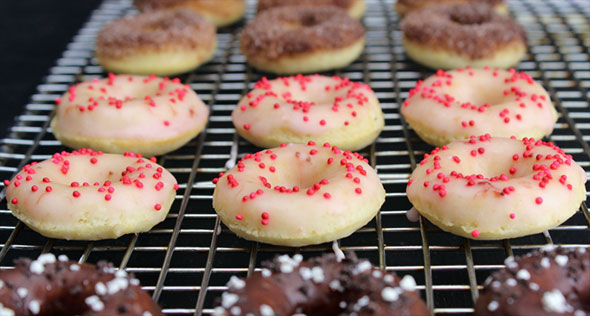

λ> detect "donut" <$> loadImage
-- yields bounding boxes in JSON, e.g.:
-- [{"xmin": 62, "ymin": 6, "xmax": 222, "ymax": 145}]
[
  {"xmin": 240, "ymin": 6, "xmax": 365, "ymax": 75},
  {"xmin": 96, "ymin": 10, "xmax": 217, "ymax": 76},
  {"xmin": 232, "ymin": 75, "xmax": 384, "ymax": 151},
  {"xmin": 0, "ymin": 253, "xmax": 163, "ymax": 316},
  {"xmin": 212, "ymin": 252, "xmax": 430, "ymax": 315},
  {"xmin": 401, "ymin": 68, "xmax": 558, "ymax": 146},
  {"xmin": 212, "ymin": 142, "xmax": 386, "ymax": 246},
  {"xmin": 50, "ymin": 74, "xmax": 209, "ymax": 157},
  {"xmin": 4, "ymin": 149, "xmax": 178, "ymax": 240},
  {"xmin": 257, "ymin": 0, "xmax": 366, "ymax": 19},
  {"xmin": 134, "ymin": 0, "xmax": 246, "ymax": 27},
  {"xmin": 400, "ymin": 3, "xmax": 526, "ymax": 70},
  {"xmin": 395, "ymin": 0, "xmax": 508, "ymax": 16},
  {"xmin": 406, "ymin": 135, "xmax": 587, "ymax": 240},
  {"xmin": 475, "ymin": 246, "xmax": 590, "ymax": 316}
]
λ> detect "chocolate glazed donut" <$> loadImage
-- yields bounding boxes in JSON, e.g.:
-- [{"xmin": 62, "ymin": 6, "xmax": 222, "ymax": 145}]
[
  {"xmin": 475, "ymin": 246, "xmax": 590, "ymax": 316},
  {"xmin": 0, "ymin": 254, "xmax": 163, "ymax": 316},
  {"xmin": 212, "ymin": 252, "xmax": 430, "ymax": 316}
]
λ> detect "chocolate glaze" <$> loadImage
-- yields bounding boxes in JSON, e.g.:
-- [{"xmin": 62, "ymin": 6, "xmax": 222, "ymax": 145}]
[
  {"xmin": 475, "ymin": 246, "xmax": 590, "ymax": 316},
  {"xmin": 401, "ymin": 3, "xmax": 525, "ymax": 59},
  {"xmin": 240, "ymin": 6, "xmax": 365, "ymax": 60},
  {"xmin": 257, "ymin": 0, "xmax": 356, "ymax": 13},
  {"xmin": 0, "ymin": 254, "xmax": 163, "ymax": 316},
  {"xmin": 96, "ymin": 10, "xmax": 216, "ymax": 59},
  {"xmin": 212, "ymin": 252, "xmax": 430, "ymax": 316}
]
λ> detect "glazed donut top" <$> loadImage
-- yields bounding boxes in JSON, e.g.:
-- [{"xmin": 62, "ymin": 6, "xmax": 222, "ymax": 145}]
[
  {"xmin": 96, "ymin": 10, "xmax": 215, "ymax": 58},
  {"xmin": 401, "ymin": 3, "xmax": 525, "ymax": 59},
  {"xmin": 475, "ymin": 246, "xmax": 589, "ymax": 316},
  {"xmin": 240, "ymin": 6, "xmax": 364, "ymax": 60},
  {"xmin": 257, "ymin": 0, "xmax": 357, "ymax": 13}
]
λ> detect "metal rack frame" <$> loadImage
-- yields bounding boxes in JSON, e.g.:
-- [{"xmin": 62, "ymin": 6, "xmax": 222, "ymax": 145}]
[{"xmin": 0, "ymin": 0, "xmax": 588, "ymax": 315}]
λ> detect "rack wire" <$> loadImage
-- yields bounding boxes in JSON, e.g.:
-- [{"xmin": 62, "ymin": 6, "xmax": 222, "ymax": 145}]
[{"xmin": 0, "ymin": 0, "xmax": 588, "ymax": 315}]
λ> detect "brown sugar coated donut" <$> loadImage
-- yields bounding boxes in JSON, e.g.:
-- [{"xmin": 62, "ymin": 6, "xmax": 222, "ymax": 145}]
[
  {"xmin": 134, "ymin": 0, "xmax": 246, "ymax": 27},
  {"xmin": 257, "ymin": 0, "xmax": 366, "ymax": 19},
  {"xmin": 475, "ymin": 246, "xmax": 590, "ymax": 316},
  {"xmin": 240, "ymin": 6, "xmax": 366, "ymax": 74},
  {"xmin": 212, "ymin": 252, "xmax": 430, "ymax": 315},
  {"xmin": 401, "ymin": 3, "xmax": 526, "ymax": 69},
  {"xmin": 0, "ymin": 253, "xmax": 163, "ymax": 316},
  {"xmin": 395, "ymin": 0, "xmax": 508, "ymax": 16}
]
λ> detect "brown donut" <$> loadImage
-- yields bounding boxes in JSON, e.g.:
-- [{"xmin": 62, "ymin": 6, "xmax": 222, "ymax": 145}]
[
  {"xmin": 400, "ymin": 3, "xmax": 526, "ymax": 69},
  {"xmin": 475, "ymin": 246, "xmax": 590, "ymax": 316},
  {"xmin": 257, "ymin": 0, "xmax": 366, "ymax": 19},
  {"xmin": 212, "ymin": 252, "xmax": 429, "ymax": 316},
  {"xmin": 395, "ymin": 0, "xmax": 508, "ymax": 16},
  {"xmin": 134, "ymin": 0, "xmax": 245, "ymax": 27},
  {"xmin": 240, "ymin": 6, "xmax": 365, "ymax": 74},
  {"xmin": 0, "ymin": 254, "xmax": 163, "ymax": 316}
]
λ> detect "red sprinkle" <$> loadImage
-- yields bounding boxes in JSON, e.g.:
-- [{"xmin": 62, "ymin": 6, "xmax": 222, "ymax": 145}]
[
  {"xmin": 535, "ymin": 197, "xmax": 543, "ymax": 204},
  {"xmin": 154, "ymin": 204, "xmax": 162, "ymax": 211},
  {"xmin": 72, "ymin": 191, "xmax": 80, "ymax": 198},
  {"xmin": 471, "ymin": 230, "xmax": 480, "ymax": 238},
  {"xmin": 11, "ymin": 198, "xmax": 18, "ymax": 204}
]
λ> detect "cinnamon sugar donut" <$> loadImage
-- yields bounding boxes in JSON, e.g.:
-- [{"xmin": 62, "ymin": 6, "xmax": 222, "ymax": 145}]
[
  {"xmin": 212, "ymin": 252, "xmax": 429, "ymax": 316},
  {"xmin": 257, "ymin": 0, "xmax": 366, "ymax": 19},
  {"xmin": 51, "ymin": 74, "xmax": 209, "ymax": 157},
  {"xmin": 240, "ymin": 6, "xmax": 366, "ymax": 74},
  {"xmin": 96, "ymin": 10, "xmax": 216, "ymax": 76},
  {"xmin": 395, "ymin": 0, "xmax": 508, "ymax": 16},
  {"xmin": 401, "ymin": 68, "xmax": 558, "ymax": 146},
  {"xmin": 233, "ymin": 75, "xmax": 384, "ymax": 151},
  {"xmin": 134, "ymin": 0, "xmax": 246, "ymax": 27},
  {"xmin": 406, "ymin": 136, "xmax": 587, "ymax": 240},
  {"xmin": 475, "ymin": 246, "xmax": 590, "ymax": 316},
  {"xmin": 4, "ymin": 149, "xmax": 178, "ymax": 240},
  {"xmin": 212, "ymin": 142, "xmax": 386, "ymax": 246},
  {"xmin": 0, "ymin": 253, "xmax": 164, "ymax": 316},
  {"xmin": 401, "ymin": 3, "xmax": 526, "ymax": 69}
]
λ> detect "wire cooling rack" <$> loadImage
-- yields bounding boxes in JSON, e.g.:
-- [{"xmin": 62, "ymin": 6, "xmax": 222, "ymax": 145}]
[{"xmin": 0, "ymin": 0, "xmax": 588, "ymax": 315}]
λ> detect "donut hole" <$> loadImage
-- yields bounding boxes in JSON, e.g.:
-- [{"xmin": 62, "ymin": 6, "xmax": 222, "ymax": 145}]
[
  {"xmin": 447, "ymin": 80, "xmax": 511, "ymax": 107},
  {"xmin": 449, "ymin": 5, "xmax": 492, "ymax": 25}
]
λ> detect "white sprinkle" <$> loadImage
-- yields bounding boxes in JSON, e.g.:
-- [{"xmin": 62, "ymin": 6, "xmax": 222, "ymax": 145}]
[
  {"xmin": 339, "ymin": 301, "xmax": 347, "ymax": 309},
  {"xmin": 310, "ymin": 267, "xmax": 324, "ymax": 283},
  {"xmin": 37, "ymin": 253, "xmax": 56, "ymax": 264},
  {"xmin": 222, "ymin": 293, "xmax": 239, "ymax": 308},
  {"xmin": 130, "ymin": 278, "xmax": 140, "ymax": 286},
  {"xmin": 504, "ymin": 256, "xmax": 518, "ymax": 269},
  {"xmin": 516, "ymin": 269, "xmax": 531, "ymax": 280},
  {"xmin": 28, "ymin": 300, "xmax": 40, "ymax": 314},
  {"xmin": 332, "ymin": 241, "xmax": 345, "ymax": 262},
  {"xmin": 212, "ymin": 307, "xmax": 225, "ymax": 316},
  {"xmin": 259, "ymin": 304, "xmax": 274, "ymax": 316},
  {"xmin": 381, "ymin": 287, "xmax": 400, "ymax": 302},
  {"xmin": 58, "ymin": 255, "xmax": 68, "ymax": 262},
  {"xmin": 115, "ymin": 270, "xmax": 128, "ymax": 278},
  {"xmin": 372, "ymin": 270, "xmax": 382, "ymax": 278},
  {"xmin": 230, "ymin": 306, "xmax": 241, "ymax": 316},
  {"xmin": 277, "ymin": 255, "xmax": 302, "ymax": 273},
  {"xmin": 540, "ymin": 258, "xmax": 550, "ymax": 268},
  {"xmin": 0, "ymin": 281, "xmax": 3, "ymax": 289},
  {"xmin": 0, "ymin": 303, "xmax": 15, "ymax": 316},
  {"xmin": 484, "ymin": 276, "xmax": 493, "ymax": 286},
  {"xmin": 85, "ymin": 295, "xmax": 105, "ymax": 312},
  {"xmin": 542, "ymin": 289, "xmax": 571, "ymax": 313},
  {"xmin": 529, "ymin": 283, "xmax": 540, "ymax": 291},
  {"xmin": 354, "ymin": 261, "xmax": 372, "ymax": 275},
  {"xmin": 299, "ymin": 267, "xmax": 312, "ymax": 280},
  {"xmin": 29, "ymin": 261, "xmax": 44, "ymax": 275},
  {"xmin": 17, "ymin": 288, "xmax": 28, "ymax": 298},
  {"xmin": 70, "ymin": 264, "xmax": 80, "ymax": 271},
  {"xmin": 555, "ymin": 255, "xmax": 568, "ymax": 267},
  {"xmin": 574, "ymin": 310, "xmax": 586, "ymax": 316},
  {"xmin": 95, "ymin": 282, "xmax": 107, "ymax": 296},
  {"xmin": 399, "ymin": 275, "xmax": 417, "ymax": 292},
  {"xmin": 142, "ymin": 312, "xmax": 153, "ymax": 316},
  {"xmin": 384, "ymin": 275, "xmax": 394, "ymax": 283},
  {"xmin": 506, "ymin": 279, "xmax": 517, "ymax": 287},
  {"xmin": 261, "ymin": 269, "xmax": 272, "ymax": 277},
  {"xmin": 353, "ymin": 296, "xmax": 370, "ymax": 311},
  {"xmin": 577, "ymin": 248, "xmax": 586, "ymax": 254},
  {"xmin": 106, "ymin": 277, "xmax": 128, "ymax": 295},
  {"xmin": 329, "ymin": 280, "xmax": 342, "ymax": 291},
  {"xmin": 540, "ymin": 244, "xmax": 557, "ymax": 253},
  {"xmin": 492, "ymin": 281, "xmax": 501, "ymax": 289},
  {"xmin": 488, "ymin": 301, "xmax": 499, "ymax": 312},
  {"xmin": 227, "ymin": 276, "xmax": 246, "ymax": 290}
]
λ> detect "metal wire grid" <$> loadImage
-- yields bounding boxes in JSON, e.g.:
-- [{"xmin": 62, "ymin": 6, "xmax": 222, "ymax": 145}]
[{"xmin": 0, "ymin": 0, "xmax": 588, "ymax": 315}]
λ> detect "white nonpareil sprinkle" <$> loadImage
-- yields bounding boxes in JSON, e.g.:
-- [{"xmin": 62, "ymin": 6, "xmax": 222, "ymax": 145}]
[
  {"xmin": 491, "ymin": 281, "xmax": 501, "ymax": 289},
  {"xmin": 0, "ymin": 280, "xmax": 4, "ymax": 289},
  {"xmin": 16, "ymin": 288, "xmax": 28, "ymax": 299},
  {"xmin": 353, "ymin": 296, "xmax": 370, "ymax": 311},
  {"xmin": 230, "ymin": 306, "xmax": 241, "ymax": 316},
  {"xmin": 542, "ymin": 289, "xmax": 571, "ymax": 313},
  {"xmin": 130, "ymin": 278, "xmax": 140, "ymax": 286},
  {"xmin": 277, "ymin": 255, "xmax": 302, "ymax": 273},
  {"xmin": 384, "ymin": 275, "xmax": 394, "ymax": 283},
  {"xmin": 259, "ymin": 304, "xmax": 275, "ymax": 316},
  {"xmin": 329, "ymin": 280, "xmax": 343, "ymax": 292},
  {"xmin": 372, "ymin": 270, "xmax": 382, "ymax": 278},
  {"xmin": 115, "ymin": 270, "xmax": 128, "ymax": 278},
  {"xmin": 0, "ymin": 303, "xmax": 15, "ymax": 316},
  {"xmin": 106, "ymin": 277, "xmax": 128, "ymax": 295},
  {"xmin": 222, "ymin": 293, "xmax": 239, "ymax": 308},
  {"xmin": 540, "ymin": 258, "xmax": 550, "ymax": 268},
  {"xmin": 529, "ymin": 283, "xmax": 540, "ymax": 291},
  {"xmin": 58, "ymin": 255, "xmax": 68, "ymax": 262},
  {"xmin": 504, "ymin": 256, "xmax": 517, "ymax": 269},
  {"xmin": 28, "ymin": 300, "xmax": 40, "ymax": 315},
  {"xmin": 227, "ymin": 276, "xmax": 246, "ymax": 290},
  {"xmin": 310, "ymin": 267, "xmax": 324, "ymax": 283},
  {"xmin": 540, "ymin": 244, "xmax": 556, "ymax": 253},
  {"xmin": 487, "ymin": 301, "xmax": 499, "ymax": 312},
  {"xmin": 516, "ymin": 269, "xmax": 531, "ymax": 280},
  {"xmin": 95, "ymin": 282, "xmax": 107, "ymax": 296},
  {"xmin": 574, "ymin": 310, "xmax": 586, "ymax": 316},
  {"xmin": 381, "ymin": 287, "xmax": 400, "ymax": 302},
  {"xmin": 70, "ymin": 264, "xmax": 80, "ymax": 271},
  {"xmin": 339, "ymin": 301, "xmax": 347, "ymax": 309},
  {"xmin": 353, "ymin": 261, "xmax": 372, "ymax": 275},
  {"xmin": 85, "ymin": 295, "xmax": 105, "ymax": 312},
  {"xmin": 506, "ymin": 279, "xmax": 517, "ymax": 287},
  {"xmin": 555, "ymin": 255, "xmax": 568, "ymax": 267},
  {"xmin": 142, "ymin": 312, "xmax": 153, "ymax": 316},
  {"xmin": 29, "ymin": 261, "xmax": 44, "ymax": 275},
  {"xmin": 299, "ymin": 267, "xmax": 312, "ymax": 280},
  {"xmin": 261, "ymin": 269, "xmax": 272, "ymax": 277},
  {"xmin": 212, "ymin": 307, "xmax": 225, "ymax": 316},
  {"xmin": 399, "ymin": 275, "xmax": 417, "ymax": 292}
]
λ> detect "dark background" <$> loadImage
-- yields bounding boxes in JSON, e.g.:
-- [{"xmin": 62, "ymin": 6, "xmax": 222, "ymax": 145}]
[{"xmin": 0, "ymin": 0, "xmax": 102, "ymax": 139}]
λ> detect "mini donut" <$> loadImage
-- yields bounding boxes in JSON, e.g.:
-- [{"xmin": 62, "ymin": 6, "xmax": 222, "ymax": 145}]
[
  {"xmin": 232, "ymin": 75, "xmax": 384, "ymax": 151},
  {"xmin": 134, "ymin": 0, "xmax": 246, "ymax": 27},
  {"xmin": 4, "ymin": 149, "xmax": 178, "ymax": 240},
  {"xmin": 96, "ymin": 10, "xmax": 217, "ymax": 76},
  {"xmin": 395, "ymin": 0, "xmax": 508, "ymax": 16},
  {"xmin": 51, "ymin": 74, "xmax": 209, "ymax": 157},
  {"xmin": 406, "ymin": 135, "xmax": 587, "ymax": 240},
  {"xmin": 475, "ymin": 246, "xmax": 590, "ymax": 316},
  {"xmin": 400, "ymin": 3, "xmax": 526, "ymax": 69},
  {"xmin": 257, "ymin": 0, "xmax": 366, "ymax": 19},
  {"xmin": 240, "ymin": 6, "xmax": 366, "ymax": 75},
  {"xmin": 401, "ymin": 68, "xmax": 558, "ymax": 146},
  {"xmin": 212, "ymin": 252, "xmax": 430, "ymax": 315},
  {"xmin": 0, "ymin": 253, "xmax": 163, "ymax": 316},
  {"xmin": 212, "ymin": 142, "xmax": 386, "ymax": 247}
]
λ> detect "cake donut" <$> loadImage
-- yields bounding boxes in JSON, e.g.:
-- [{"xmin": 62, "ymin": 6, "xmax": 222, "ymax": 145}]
[
  {"xmin": 96, "ymin": 10, "xmax": 216, "ymax": 76},
  {"xmin": 51, "ymin": 74, "xmax": 209, "ymax": 157},
  {"xmin": 0, "ymin": 253, "xmax": 163, "ymax": 316},
  {"xmin": 475, "ymin": 246, "xmax": 590, "ymax": 316},
  {"xmin": 212, "ymin": 252, "xmax": 430, "ymax": 316},
  {"xmin": 401, "ymin": 68, "xmax": 558, "ymax": 146},
  {"xmin": 233, "ymin": 75, "xmax": 384, "ymax": 151},
  {"xmin": 134, "ymin": 0, "xmax": 246, "ymax": 27},
  {"xmin": 240, "ymin": 6, "xmax": 365, "ymax": 74},
  {"xmin": 406, "ymin": 135, "xmax": 587, "ymax": 240},
  {"xmin": 400, "ymin": 3, "xmax": 526, "ymax": 69},
  {"xmin": 257, "ymin": 0, "xmax": 366, "ymax": 19},
  {"xmin": 4, "ymin": 149, "xmax": 178, "ymax": 240},
  {"xmin": 395, "ymin": 0, "xmax": 508, "ymax": 16},
  {"xmin": 212, "ymin": 142, "xmax": 386, "ymax": 246}
]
